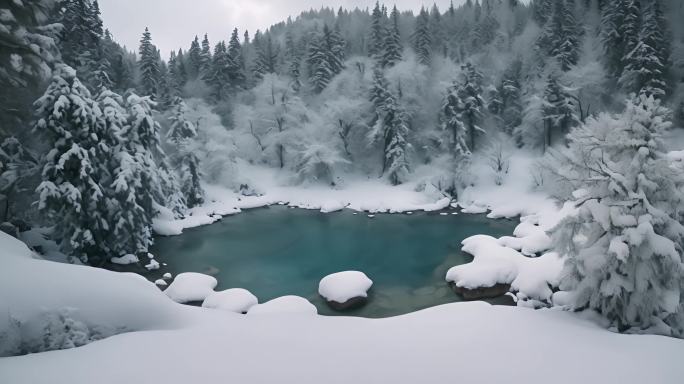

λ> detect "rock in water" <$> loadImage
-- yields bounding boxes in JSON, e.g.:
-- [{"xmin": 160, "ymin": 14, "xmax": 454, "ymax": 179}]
[
  {"xmin": 319, "ymin": 271, "xmax": 373, "ymax": 311},
  {"xmin": 448, "ymin": 281, "xmax": 511, "ymax": 300}
]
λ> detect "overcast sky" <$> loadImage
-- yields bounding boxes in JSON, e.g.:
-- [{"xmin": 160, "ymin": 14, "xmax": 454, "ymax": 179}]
[{"xmin": 98, "ymin": 0, "xmax": 466, "ymax": 56}]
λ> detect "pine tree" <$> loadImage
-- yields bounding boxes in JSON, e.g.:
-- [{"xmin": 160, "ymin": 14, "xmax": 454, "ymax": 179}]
[
  {"xmin": 550, "ymin": 94, "xmax": 684, "ymax": 336},
  {"xmin": 532, "ymin": 0, "xmax": 553, "ymax": 25},
  {"xmin": 368, "ymin": 2, "xmax": 386, "ymax": 58},
  {"xmin": 369, "ymin": 66, "xmax": 410, "ymax": 185},
  {"xmin": 382, "ymin": 6, "xmax": 403, "ymax": 68},
  {"xmin": 34, "ymin": 65, "xmax": 111, "ymax": 264},
  {"xmin": 542, "ymin": 72, "xmax": 579, "ymax": 150},
  {"xmin": 500, "ymin": 61, "xmax": 523, "ymax": 135},
  {"xmin": 207, "ymin": 41, "xmax": 234, "ymax": 101},
  {"xmin": 227, "ymin": 28, "xmax": 247, "ymax": 89},
  {"xmin": 138, "ymin": 27, "xmax": 161, "ymax": 98},
  {"xmin": 454, "ymin": 63, "xmax": 486, "ymax": 152},
  {"xmin": 199, "ymin": 34, "xmax": 213, "ymax": 79},
  {"xmin": 187, "ymin": 36, "xmax": 202, "ymax": 79},
  {"xmin": 308, "ymin": 25, "xmax": 346, "ymax": 93},
  {"xmin": 600, "ymin": 0, "xmax": 639, "ymax": 78},
  {"xmin": 96, "ymin": 87, "xmax": 153, "ymax": 257},
  {"xmin": 168, "ymin": 97, "xmax": 204, "ymax": 208},
  {"xmin": 429, "ymin": 4, "xmax": 447, "ymax": 58},
  {"xmin": 285, "ymin": 31, "xmax": 302, "ymax": 92},
  {"xmin": 412, "ymin": 7, "xmax": 432, "ymax": 66},
  {"xmin": 538, "ymin": 0, "xmax": 582, "ymax": 71},
  {"xmin": 441, "ymin": 82, "xmax": 471, "ymax": 158},
  {"xmin": 619, "ymin": 0, "xmax": 670, "ymax": 98},
  {"xmin": 253, "ymin": 32, "xmax": 279, "ymax": 80}
]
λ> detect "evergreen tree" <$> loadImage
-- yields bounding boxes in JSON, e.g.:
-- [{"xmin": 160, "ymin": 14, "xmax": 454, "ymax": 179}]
[
  {"xmin": 532, "ymin": 0, "xmax": 553, "ymax": 25},
  {"xmin": 619, "ymin": 0, "xmax": 671, "ymax": 98},
  {"xmin": 500, "ymin": 61, "xmax": 523, "ymax": 135},
  {"xmin": 600, "ymin": 0, "xmax": 639, "ymax": 78},
  {"xmin": 187, "ymin": 36, "xmax": 202, "ymax": 79},
  {"xmin": 429, "ymin": 4, "xmax": 447, "ymax": 58},
  {"xmin": 285, "ymin": 31, "xmax": 302, "ymax": 92},
  {"xmin": 308, "ymin": 25, "xmax": 346, "ymax": 93},
  {"xmin": 441, "ymin": 81, "xmax": 472, "ymax": 158},
  {"xmin": 227, "ymin": 28, "xmax": 247, "ymax": 89},
  {"xmin": 550, "ymin": 94, "xmax": 684, "ymax": 336},
  {"xmin": 453, "ymin": 63, "xmax": 486, "ymax": 152},
  {"xmin": 34, "ymin": 65, "xmax": 111, "ymax": 264},
  {"xmin": 538, "ymin": 0, "xmax": 582, "ymax": 71},
  {"xmin": 168, "ymin": 98, "xmax": 204, "ymax": 208},
  {"xmin": 96, "ymin": 88, "xmax": 152, "ymax": 257},
  {"xmin": 382, "ymin": 5, "xmax": 403, "ymax": 68},
  {"xmin": 138, "ymin": 27, "xmax": 161, "ymax": 98},
  {"xmin": 207, "ymin": 41, "xmax": 234, "ymax": 101},
  {"xmin": 368, "ymin": 2, "xmax": 386, "ymax": 58},
  {"xmin": 253, "ymin": 32, "xmax": 279, "ymax": 80},
  {"xmin": 412, "ymin": 7, "xmax": 432, "ymax": 66},
  {"xmin": 369, "ymin": 66, "xmax": 410, "ymax": 185},
  {"xmin": 542, "ymin": 73, "xmax": 579, "ymax": 150},
  {"xmin": 199, "ymin": 34, "xmax": 213, "ymax": 79}
]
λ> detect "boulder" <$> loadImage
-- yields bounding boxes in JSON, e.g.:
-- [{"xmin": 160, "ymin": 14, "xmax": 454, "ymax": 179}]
[
  {"xmin": 202, "ymin": 288, "xmax": 258, "ymax": 314},
  {"xmin": 448, "ymin": 281, "xmax": 511, "ymax": 301}
]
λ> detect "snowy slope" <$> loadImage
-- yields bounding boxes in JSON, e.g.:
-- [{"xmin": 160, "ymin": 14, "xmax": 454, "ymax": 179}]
[{"xmin": 1, "ymin": 231, "xmax": 683, "ymax": 383}]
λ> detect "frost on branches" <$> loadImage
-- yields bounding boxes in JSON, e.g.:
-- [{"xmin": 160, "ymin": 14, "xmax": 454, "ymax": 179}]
[{"xmin": 549, "ymin": 94, "xmax": 684, "ymax": 336}]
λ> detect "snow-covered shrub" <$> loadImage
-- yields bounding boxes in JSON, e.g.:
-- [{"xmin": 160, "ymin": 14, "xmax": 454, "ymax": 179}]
[{"xmin": 549, "ymin": 95, "xmax": 684, "ymax": 336}]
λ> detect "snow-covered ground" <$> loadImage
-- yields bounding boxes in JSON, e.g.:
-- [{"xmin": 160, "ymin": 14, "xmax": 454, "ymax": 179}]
[{"xmin": 0, "ymin": 230, "xmax": 682, "ymax": 383}]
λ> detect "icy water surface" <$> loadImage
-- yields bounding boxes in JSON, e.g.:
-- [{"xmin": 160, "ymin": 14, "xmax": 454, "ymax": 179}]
[{"xmin": 151, "ymin": 206, "xmax": 517, "ymax": 317}]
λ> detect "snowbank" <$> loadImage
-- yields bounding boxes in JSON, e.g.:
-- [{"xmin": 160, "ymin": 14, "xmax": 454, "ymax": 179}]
[
  {"xmin": 446, "ymin": 235, "xmax": 564, "ymax": 303},
  {"xmin": 2, "ymin": 231, "xmax": 683, "ymax": 383},
  {"xmin": 247, "ymin": 296, "xmax": 317, "ymax": 316},
  {"xmin": 202, "ymin": 289, "xmax": 258, "ymax": 313},
  {"xmin": 319, "ymin": 271, "xmax": 373, "ymax": 303},
  {"xmin": 110, "ymin": 254, "xmax": 139, "ymax": 265},
  {"xmin": 164, "ymin": 273, "xmax": 218, "ymax": 303}
]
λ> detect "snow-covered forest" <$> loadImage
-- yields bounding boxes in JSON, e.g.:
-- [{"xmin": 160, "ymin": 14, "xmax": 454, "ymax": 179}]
[{"xmin": 2, "ymin": 0, "xmax": 684, "ymax": 379}]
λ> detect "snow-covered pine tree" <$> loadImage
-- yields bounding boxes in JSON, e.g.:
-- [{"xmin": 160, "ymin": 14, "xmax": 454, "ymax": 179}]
[
  {"xmin": 532, "ymin": 0, "xmax": 553, "ymax": 26},
  {"xmin": 600, "ymin": 0, "xmax": 639, "ymax": 78},
  {"xmin": 227, "ymin": 28, "xmax": 247, "ymax": 89},
  {"xmin": 412, "ymin": 7, "xmax": 432, "ymax": 66},
  {"xmin": 138, "ymin": 27, "xmax": 161, "ymax": 98},
  {"xmin": 207, "ymin": 41, "xmax": 234, "ymax": 101},
  {"xmin": 549, "ymin": 94, "xmax": 684, "ymax": 336},
  {"xmin": 382, "ymin": 6, "xmax": 403, "ymax": 68},
  {"xmin": 429, "ymin": 4, "xmax": 447, "ymax": 58},
  {"xmin": 0, "ymin": 0, "xmax": 60, "ymax": 133},
  {"xmin": 369, "ymin": 66, "xmax": 410, "ymax": 185},
  {"xmin": 199, "ymin": 34, "xmax": 213, "ymax": 80},
  {"xmin": 538, "ymin": 0, "xmax": 581, "ymax": 71},
  {"xmin": 501, "ymin": 60, "xmax": 523, "ymax": 135},
  {"xmin": 308, "ymin": 25, "xmax": 346, "ymax": 93},
  {"xmin": 0, "ymin": 137, "xmax": 38, "ymax": 222},
  {"xmin": 253, "ymin": 32, "xmax": 279, "ymax": 80},
  {"xmin": 284, "ymin": 31, "xmax": 302, "ymax": 92},
  {"xmin": 368, "ymin": 2, "xmax": 386, "ymax": 58},
  {"xmin": 456, "ymin": 63, "xmax": 486, "ymax": 152},
  {"xmin": 187, "ymin": 36, "xmax": 202, "ymax": 79},
  {"xmin": 96, "ymin": 87, "xmax": 153, "ymax": 257},
  {"xmin": 619, "ymin": 0, "xmax": 671, "ymax": 98},
  {"xmin": 441, "ymin": 80, "xmax": 471, "ymax": 158},
  {"xmin": 168, "ymin": 97, "xmax": 204, "ymax": 208},
  {"xmin": 542, "ymin": 72, "xmax": 578, "ymax": 150},
  {"xmin": 34, "ymin": 64, "xmax": 111, "ymax": 264}
]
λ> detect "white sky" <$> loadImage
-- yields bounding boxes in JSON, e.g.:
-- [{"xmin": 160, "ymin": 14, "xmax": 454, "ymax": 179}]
[{"xmin": 98, "ymin": 0, "xmax": 466, "ymax": 56}]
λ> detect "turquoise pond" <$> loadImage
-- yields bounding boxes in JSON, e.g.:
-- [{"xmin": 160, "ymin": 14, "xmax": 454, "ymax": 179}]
[{"xmin": 150, "ymin": 206, "xmax": 518, "ymax": 318}]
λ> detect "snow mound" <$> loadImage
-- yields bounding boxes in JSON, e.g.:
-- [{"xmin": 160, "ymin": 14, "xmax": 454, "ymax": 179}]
[
  {"xmin": 202, "ymin": 289, "xmax": 258, "ymax": 313},
  {"xmin": 320, "ymin": 200, "xmax": 346, "ymax": 213},
  {"xmin": 319, "ymin": 271, "xmax": 373, "ymax": 303},
  {"xmin": 110, "ymin": 254, "xmax": 139, "ymax": 265},
  {"xmin": 446, "ymin": 235, "xmax": 563, "ymax": 302},
  {"xmin": 164, "ymin": 273, "xmax": 218, "ymax": 303},
  {"xmin": 247, "ymin": 296, "xmax": 317, "ymax": 316},
  {"xmin": 145, "ymin": 259, "xmax": 160, "ymax": 271},
  {"xmin": 154, "ymin": 279, "xmax": 168, "ymax": 287}
]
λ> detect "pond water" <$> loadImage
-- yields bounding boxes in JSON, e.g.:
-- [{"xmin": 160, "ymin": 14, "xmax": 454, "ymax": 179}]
[{"xmin": 150, "ymin": 206, "xmax": 518, "ymax": 318}]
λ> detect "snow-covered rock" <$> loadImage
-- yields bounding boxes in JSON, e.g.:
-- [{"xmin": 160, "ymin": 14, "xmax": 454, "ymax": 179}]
[
  {"xmin": 110, "ymin": 254, "xmax": 139, "ymax": 265},
  {"xmin": 145, "ymin": 259, "xmax": 160, "ymax": 271},
  {"xmin": 319, "ymin": 271, "xmax": 373, "ymax": 310},
  {"xmin": 202, "ymin": 288, "xmax": 258, "ymax": 314},
  {"xmin": 164, "ymin": 273, "xmax": 218, "ymax": 303},
  {"xmin": 320, "ymin": 200, "xmax": 345, "ymax": 213},
  {"xmin": 163, "ymin": 273, "xmax": 173, "ymax": 280},
  {"xmin": 247, "ymin": 296, "xmax": 317, "ymax": 316},
  {"xmin": 154, "ymin": 279, "xmax": 168, "ymax": 287}
]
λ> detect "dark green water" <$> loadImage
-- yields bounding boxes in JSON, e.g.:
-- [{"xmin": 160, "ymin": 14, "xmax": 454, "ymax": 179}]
[{"xmin": 150, "ymin": 206, "xmax": 517, "ymax": 318}]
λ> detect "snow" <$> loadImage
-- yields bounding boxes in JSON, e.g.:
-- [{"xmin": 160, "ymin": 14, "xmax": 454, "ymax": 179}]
[
  {"xmin": 247, "ymin": 296, "xmax": 318, "ymax": 316},
  {"xmin": 154, "ymin": 279, "xmax": 168, "ymax": 287},
  {"xmin": 202, "ymin": 289, "xmax": 258, "ymax": 314},
  {"xmin": 318, "ymin": 271, "xmax": 373, "ymax": 303},
  {"xmin": 164, "ymin": 273, "xmax": 218, "ymax": 303},
  {"xmin": 110, "ymin": 254, "xmax": 139, "ymax": 265},
  {"xmin": 163, "ymin": 273, "xmax": 173, "ymax": 280},
  {"xmin": 446, "ymin": 235, "xmax": 564, "ymax": 303},
  {"xmin": 145, "ymin": 259, "xmax": 160, "ymax": 271},
  {"xmin": 1, "ymin": 231, "xmax": 683, "ymax": 383}
]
